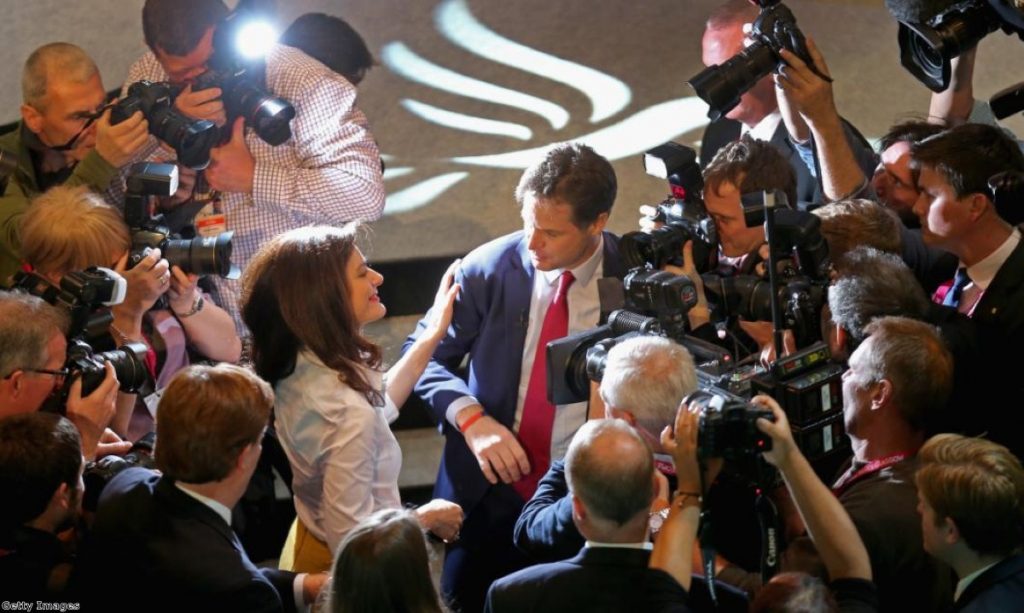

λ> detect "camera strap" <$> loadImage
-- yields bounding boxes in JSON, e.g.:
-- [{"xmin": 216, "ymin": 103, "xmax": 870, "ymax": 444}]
[
  {"xmin": 755, "ymin": 488, "xmax": 781, "ymax": 583},
  {"xmin": 696, "ymin": 457, "xmax": 721, "ymax": 607}
]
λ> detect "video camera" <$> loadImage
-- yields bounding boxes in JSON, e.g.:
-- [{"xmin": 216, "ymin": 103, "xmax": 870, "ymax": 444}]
[
  {"xmin": 688, "ymin": 388, "xmax": 775, "ymax": 462},
  {"xmin": 621, "ymin": 142, "xmax": 716, "ymax": 271},
  {"xmin": 125, "ymin": 162, "xmax": 239, "ymax": 280},
  {"xmin": 191, "ymin": 9, "xmax": 296, "ymax": 146},
  {"xmin": 110, "ymin": 81, "xmax": 219, "ymax": 169},
  {"xmin": 11, "ymin": 268, "xmax": 150, "ymax": 408},
  {"xmin": 886, "ymin": 0, "xmax": 1024, "ymax": 94},
  {"xmin": 688, "ymin": 0, "xmax": 828, "ymax": 121}
]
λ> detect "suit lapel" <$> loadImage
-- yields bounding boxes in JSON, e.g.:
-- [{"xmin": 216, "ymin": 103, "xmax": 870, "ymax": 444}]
[
  {"xmin": 956, "ymin": 554, "xmax": 1024, "ymax": 610},
  {"xmin": 976, "ymin": 238, "xmax": 1024, "ymax": 322}
]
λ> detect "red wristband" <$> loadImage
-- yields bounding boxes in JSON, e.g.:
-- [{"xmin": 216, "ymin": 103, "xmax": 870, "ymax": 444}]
[{"xmin": 459, "ymin": 410, "xmax": 486, "ymax": 433}]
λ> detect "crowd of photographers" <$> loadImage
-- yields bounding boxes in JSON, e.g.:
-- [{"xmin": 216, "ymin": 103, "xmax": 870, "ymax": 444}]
[{"xmin": 3, "ymin": 0, "xmax": 1024, "ymax": 611}]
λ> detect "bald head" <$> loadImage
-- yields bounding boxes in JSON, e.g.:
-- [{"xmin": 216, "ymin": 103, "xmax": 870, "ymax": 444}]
[{"xmin": 565, "ymin": 419, "xmax": 654, "ymax": 528}]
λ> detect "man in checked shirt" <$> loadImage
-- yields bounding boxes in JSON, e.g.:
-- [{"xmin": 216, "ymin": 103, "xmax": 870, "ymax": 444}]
[{"xmin": 123, "ymin": 0, "xmax": 386, "ymax": 332}]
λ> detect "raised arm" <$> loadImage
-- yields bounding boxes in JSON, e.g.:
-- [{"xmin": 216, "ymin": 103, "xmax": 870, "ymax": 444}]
[{"xmin": 753, "ymin": 394, "xmax": 872, "ymax": 581}]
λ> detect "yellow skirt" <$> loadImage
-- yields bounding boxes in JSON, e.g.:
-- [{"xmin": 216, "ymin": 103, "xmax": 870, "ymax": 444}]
[{"xmin": 279, "ymin": 517, "xmax": 333, "ymax": 574}]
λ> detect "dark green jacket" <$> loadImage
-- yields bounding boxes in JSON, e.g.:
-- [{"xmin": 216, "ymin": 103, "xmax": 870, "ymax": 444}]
[{"xmin": 0, "ymin": 123, "xmax": 118, "ymax": 286}]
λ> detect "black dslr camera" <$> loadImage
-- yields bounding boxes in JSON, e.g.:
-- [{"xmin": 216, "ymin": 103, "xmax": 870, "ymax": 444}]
[
  {"xmin": 688, "ymin": 389, "xmax": 775, "ymax": 461},
  {"xmin": 191, "ymin": 10, "xmax": 296, "ymax": 145},
  {"xmin": 82, "ymin": 431, "xmax": 157, "ymax": 512},
  {"xmin": 688, "ymin": 0, "xmax": 826, "ymax": 121},
  {"xmin": 125, "ymin": 162, "xmax": 239, "ymax": 279},
  {"xmin": 11, "ymin": 268, "xmax": 150, "ymax": 407},
  {"xmin": 621, "ymin": 142, "xmax": 716, "ymax": 271},
  {"xmin": 110, "ymin": 80, "xmax": 219, "ymax": 169}
]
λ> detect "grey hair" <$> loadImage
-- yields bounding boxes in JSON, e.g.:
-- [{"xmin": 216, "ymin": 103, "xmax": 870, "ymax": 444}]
[
  {"xmin": 599, "ymin": 335, "xmax": 697, "ymax": 435},
  {"xmin": 22, "ymin": 43, "xmax": 99, "ymax": 109},
  {"xmin": 0, "ymin": 293, "xmax": 68, "ymax": 378}
]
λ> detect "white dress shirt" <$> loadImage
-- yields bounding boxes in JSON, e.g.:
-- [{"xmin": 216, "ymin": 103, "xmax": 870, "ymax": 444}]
[
  {"xmin": 958, "ymin": 228, "xmax": 1020, "ymax": 316},
  {"xmin": 741, "ymin": 110, "xmax": 783, "ymax": 143},
  {"xmin": 272, "ymin": 350, "xmax": 402, "ymax": 554}
]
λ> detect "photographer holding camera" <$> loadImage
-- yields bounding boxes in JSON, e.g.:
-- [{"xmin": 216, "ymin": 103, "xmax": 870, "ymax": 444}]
[
  {"xmin": 0, "ymin": 412, "xmax": 87, "ymax": 599},
  {"xmin": 0, "ymin": 292, "xmax": 126, "ymax": 461},
  {"xmin": 649, "ymin": 397, "xmax": 875, "ymax": 611},
  {"xmin": 122, "ymin": 0, "xmax": 386, "ymax": 330},
  {"xmin": 0, "ymin": 43, "xmax": 150, "ymax": 287},
  {"xmin": 19, "ymin": 185, "xmax": 240, "ymax": 438},
  {"xmin": 695, "ymin": 0, "xmax": 876, "ymax": 210}
]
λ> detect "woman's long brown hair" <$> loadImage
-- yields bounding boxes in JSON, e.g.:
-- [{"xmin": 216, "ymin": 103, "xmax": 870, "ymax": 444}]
[{"xmin": 241, "ymin": 225, "xmax": 383, "ymax": 404}]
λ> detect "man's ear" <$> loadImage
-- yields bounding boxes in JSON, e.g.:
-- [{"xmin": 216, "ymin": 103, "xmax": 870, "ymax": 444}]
[
  {"xmin": 967, "ymin": 192, "xmax": 991, "ymax": 222},
  {"xmin": 571, "ymin": 494, "xmax": 587, "ymax": 524},
  {"xmin": 609, "ymin": 408, "xmax": 636, "ymax": 427},
  {"xmin": 3, "ymin": 370, "xmax": 26, "ymax": 397},
  {"xmin": 589, "ymin": 212, "xmax": 610, "ymax": 236},
  {"xmin": 51, "ymin": 482, "xmax": 71, "ymax": 512},
  {"xmin": 944, "ymin": 515, "xmax": 961, "ymax": 546},
  {"xmin": 21, "ymin": 103, "xmax": 44, "ymax": 135},
  {"xmin": 871, "ymin": 378, "xmax": 894, "ymax": 411}
]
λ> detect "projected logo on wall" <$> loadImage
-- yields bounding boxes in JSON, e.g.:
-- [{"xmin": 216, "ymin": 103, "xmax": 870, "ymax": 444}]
[{"xmin": 379, "ymin": 0, "xmax": 712, "ymax": 214}]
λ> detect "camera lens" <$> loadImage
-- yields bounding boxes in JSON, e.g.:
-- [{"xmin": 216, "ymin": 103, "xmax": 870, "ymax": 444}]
[
  {"xmin": 688, "ymin": 41, "xmax": 778, "ymax": 121},
  {"xmin": 162, "ymin": 232, "xmax": 239, "ymax": 279},
  {"xmin": 230, "ymin": 83, "xmax": 296, "ymax": 146}
]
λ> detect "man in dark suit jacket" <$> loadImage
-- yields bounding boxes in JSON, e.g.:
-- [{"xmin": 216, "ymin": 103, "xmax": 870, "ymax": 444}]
[
  {"xmin": 916, "ymin": 434, "xmax": 1024, "ymax": 612},
  {"xmin": 515, "ymin": 335, "xmax": 698, "ymax": 563},
  {"xmin": 404, "ymin": 143, "xmax": 626, "ymax": 612},
  {"xmin": 910, "ymin": 123, "xmax": 1024, "ymax": 460},
  {"xmin": 72, "ymin": 364, "xmax": 326, "ymax": 611},
  {"xmin": 486, "ymin": 419, "xmax": 689, "ymax": 613}
]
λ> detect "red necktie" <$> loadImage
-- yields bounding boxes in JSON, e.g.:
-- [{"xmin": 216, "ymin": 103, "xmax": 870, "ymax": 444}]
[{"xmin": 514, "ymin": 270, "xmax": 575, "ymax": 500}]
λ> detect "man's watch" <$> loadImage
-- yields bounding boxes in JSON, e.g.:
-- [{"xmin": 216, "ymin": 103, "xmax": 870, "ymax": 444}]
[{"xmin": 648, "ymin": 507, "xmax": 671, "ymax": 536}]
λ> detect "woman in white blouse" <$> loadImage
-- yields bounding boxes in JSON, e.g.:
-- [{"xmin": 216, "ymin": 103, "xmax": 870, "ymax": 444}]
[{"xmin": 241, "ymin": 224, "xmax": 463, "ymax": 573}]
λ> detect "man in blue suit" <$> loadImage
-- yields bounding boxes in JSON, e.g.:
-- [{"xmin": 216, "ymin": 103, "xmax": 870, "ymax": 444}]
[
  {"xmin": 405, "ymin": 142, "xmax": 627, "ymax": 612},
  {"xmin": 72, "ymin": 364, "xmax": 326, "ymax": 611},
  {"xmin": 916, "ymin": 434, "xmax": 1024, "ymax": 612}
]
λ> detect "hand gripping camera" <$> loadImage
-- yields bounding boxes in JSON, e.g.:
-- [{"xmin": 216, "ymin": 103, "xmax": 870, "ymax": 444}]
[{"xmin": 125, "ymin": 162, "xmax": 239, "ymax": 280}]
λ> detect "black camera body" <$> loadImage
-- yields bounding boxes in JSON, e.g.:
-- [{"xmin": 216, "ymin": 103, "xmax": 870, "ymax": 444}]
[
  {"xmin": 11, "ymin": 268, "xmax": 152, "ymax": 409},
  {"xmin": 191, "ymin": 10, "xmax": 296, "ymax": 146},
  {"xmin": 82, "ymin": 432, "xmax": 156, "ymax": 512},
  {"xmin": 110, "ymin": 80, "xmax": 218, "ymax": 170},
  {"xmin": 623, "ymin": 268, "xmax": 699, "ymax": 338},
  {"xmin": 622, "ymin": 142, "xmax": 717, "ymax": 271},
  {"xmin": 687, "ymin": 389, "xmax": 775, "ymax": 462},
  {"xmin": 125, "ymin": 163, "xmax": 239, "ymax": 280},
  {"xmin": 689, "ymin": 1, "xmax": 818, "ymax": 121}
]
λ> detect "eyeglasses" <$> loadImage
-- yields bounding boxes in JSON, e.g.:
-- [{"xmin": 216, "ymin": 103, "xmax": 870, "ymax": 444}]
[
  {"xmin": 50, "ymin": 103, "xmax": 114, "ymax": 152},
  {"xmin": 4, "ymin": 367, "xmax": 69, "ymax": 382}
]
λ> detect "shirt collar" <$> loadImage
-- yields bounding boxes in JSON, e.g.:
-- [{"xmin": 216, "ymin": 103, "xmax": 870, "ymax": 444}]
[
  {"xmin": 742, "ymin": 110, "xmax": 783, "ymax": 143},
  {"xmin": 955, "ymin": 560, "xmax": 1001, "ymax": 601},
  {"xmin": 585, "ymin": 540, "xmax": 653, "ymax": 551},
  {"xmin": 539, "ymin": 234, "xmax": 604, "ymax": 288},
  {"xmin": 175, "ymin": 482, "xmax": 233, "ymax": 525},
  {"xmin": 963, "ymin": 228, "xmax": 1020, "ymax": 291}
]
